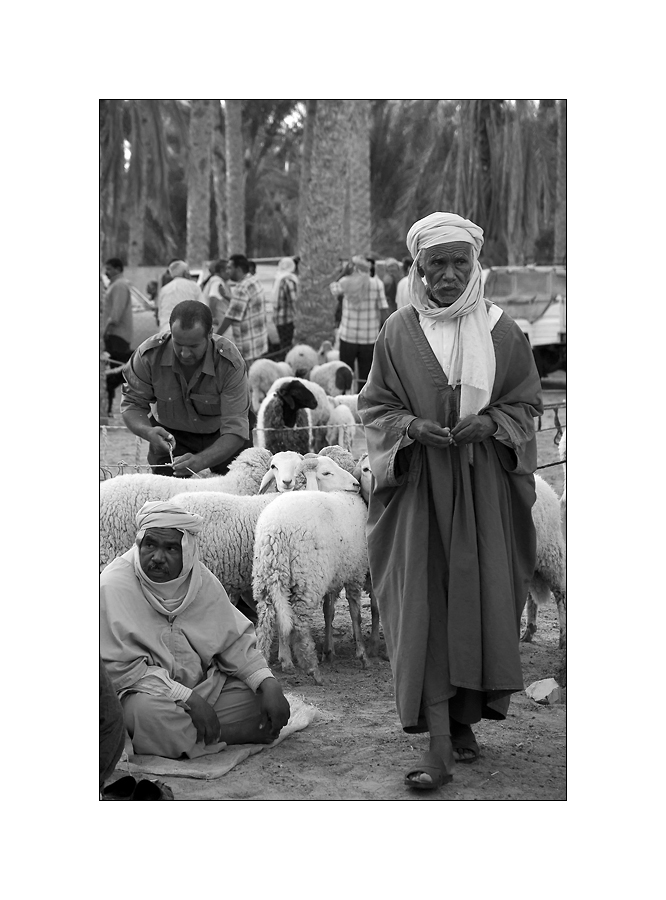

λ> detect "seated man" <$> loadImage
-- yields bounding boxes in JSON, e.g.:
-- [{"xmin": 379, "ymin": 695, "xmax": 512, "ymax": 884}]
[{"xmin": 100, "ymin": 500, "xmax": 291, "ymax": 759}]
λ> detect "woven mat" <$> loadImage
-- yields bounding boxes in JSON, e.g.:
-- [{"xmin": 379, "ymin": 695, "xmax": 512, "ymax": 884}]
[{"xmin": 119, "ymin": 693, "xmax": 317, "ymax": 781}]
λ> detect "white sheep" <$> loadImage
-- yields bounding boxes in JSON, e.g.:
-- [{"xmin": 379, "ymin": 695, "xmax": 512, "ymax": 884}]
[
  {"xmin": 253, "ymin": 458, "xmax": 375, "ymax": 684},
  {"xmin": 324, "ymin": 404, "xmax": 357, "ymax": 452},
  {"xmin": 285, "ymin": 343, "xmax": 319, "ymax": 378},
  {"xmin": 169, "ymin": 456, "xmax": 360, "ymax": 611},
  {"xmin": 329, "ymin": 393, "xmax": 361, "ymax": 423},
  {"xmin": 317, "ymin": 339, "xmax": 340, "ymax": 363},
  {"xmin": 309, "ymin": 360, "xmax": 354, "ymax": 397},
  {"xmin": 248, "ymin": 358, "xmax": 293, "ymax": 414},
  {"xmin": 520, "ymin": 473, "xmax": 567, "ymax": 649},
  {"xmin": 100, "ymin": 448, "xmax": 299, "ymax": 571},
  {"xmin": 559, "ymin": 427, "xmax": 566, "ymax": 543}
]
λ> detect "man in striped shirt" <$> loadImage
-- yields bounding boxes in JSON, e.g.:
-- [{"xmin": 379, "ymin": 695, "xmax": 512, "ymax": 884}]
[{"xmin": 216, "ymin": 254, "xmax": 268, "ymax": 368}]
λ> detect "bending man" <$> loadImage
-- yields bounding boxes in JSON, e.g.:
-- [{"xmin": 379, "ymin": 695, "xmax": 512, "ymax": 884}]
[
  {"xmin": 100, "ymin": 500, "xmax": 291, "ymax": 759},
  {"xmin": 358, "ymin": 212, "xmax": 543, "ymax": 790},
  {"xmin": 121, "ymin": 300, "xmax": 251, "ymax": 477}
]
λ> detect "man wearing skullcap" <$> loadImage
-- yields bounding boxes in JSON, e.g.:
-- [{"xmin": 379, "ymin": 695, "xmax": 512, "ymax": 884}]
[
  {"xmin": 330, "ymin": 255, "xmax": 390, "ymax": 390},
  {"xmin": 100, "ymin": 500, "xmax": 290, "ymax": 760},
  {"xmin": 358, "ymin": 212, "xmax": 543, "ymax": 790},
  {"xmin": 156, "ymin": 259, "xmax": 206, "ymax": 331}
]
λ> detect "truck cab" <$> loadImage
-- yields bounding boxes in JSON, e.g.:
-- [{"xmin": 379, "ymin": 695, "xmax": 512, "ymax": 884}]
[{"xmin": 483, "ymin": 265, "xmax": 566, "ymax": 377}]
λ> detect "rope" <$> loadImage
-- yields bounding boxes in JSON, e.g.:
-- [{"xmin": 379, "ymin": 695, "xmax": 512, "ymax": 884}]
[{"xmin": 536, "ymin": 457, "xmax": 566, "ymax": 471}]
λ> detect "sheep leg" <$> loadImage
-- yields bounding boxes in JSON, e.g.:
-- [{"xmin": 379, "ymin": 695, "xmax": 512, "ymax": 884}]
[
  {"xmin": 553, "ymin": 588, "xmax": 567, "ymax": 650},
  {"xmin": 277, "ymin": 633, "xmax": 296, "ymax": 674},
  {"xmin": 255, "ymin": 598, "xmax": 275, "ymax": 663},
  {"xmin": 345, "ymin": 583, "xmax": 368, "ymax": 669},
  {"xmin": 322, "ymin": 591, "xmax": 337, "ymax": 660},
  {"xmin": 290, "ymin": 608, "xmax": 323, "ymax": 685},
  {"xmin": 520, "ymin": 593, "xmax": 538, "ymax": 643}
]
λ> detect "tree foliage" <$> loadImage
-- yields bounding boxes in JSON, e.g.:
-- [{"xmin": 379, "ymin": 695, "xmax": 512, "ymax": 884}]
[{"xmin": 100, "ymin": 98, "xmax": 564, "ymax": 271}]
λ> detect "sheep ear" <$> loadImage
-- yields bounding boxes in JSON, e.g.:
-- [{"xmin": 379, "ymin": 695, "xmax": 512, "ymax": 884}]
[
  {"xmin": 258, "ymin": 470, "xmax": 276, "ymax": 494},
  {"xmin": 304, "ymin": 470, "xmax": 319, "ymax": 490}
]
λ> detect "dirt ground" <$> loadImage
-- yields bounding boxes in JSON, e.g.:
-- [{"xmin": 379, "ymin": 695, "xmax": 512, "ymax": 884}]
[{"xmin": 100, "ymin": 375, "xmax": 566, "ymax": 801}]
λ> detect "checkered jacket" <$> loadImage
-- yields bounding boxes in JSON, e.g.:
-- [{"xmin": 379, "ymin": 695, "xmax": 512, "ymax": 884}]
[{"xmin": 226, "ymin": 274, "xmax": 268, "ymax": 364}]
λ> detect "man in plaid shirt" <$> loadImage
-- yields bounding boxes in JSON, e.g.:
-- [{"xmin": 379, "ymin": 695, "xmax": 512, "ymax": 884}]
[
  {"xmin": 332, "ymin": 256, "xmax": 389, "ymax": 389},
  {"xmin": 216, "ymin": 254, "xmax": 268, "ymax": 368}
]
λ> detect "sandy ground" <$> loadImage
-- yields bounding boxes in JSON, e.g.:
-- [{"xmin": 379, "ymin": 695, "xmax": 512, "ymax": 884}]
[{"xmin": 100, "ymin": 375, "xmax": 566, "ymax": 801}]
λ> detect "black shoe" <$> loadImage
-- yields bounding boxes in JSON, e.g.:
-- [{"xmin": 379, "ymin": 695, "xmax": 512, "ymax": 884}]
[{"xmin": 101, "ymin": 775, "xmax": 137, "ymax": 800}]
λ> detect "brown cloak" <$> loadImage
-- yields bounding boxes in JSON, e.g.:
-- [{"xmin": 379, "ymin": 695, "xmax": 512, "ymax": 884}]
[{"xmin": 358, "ymin": 306, "xmax": 543, "ymax": 731}]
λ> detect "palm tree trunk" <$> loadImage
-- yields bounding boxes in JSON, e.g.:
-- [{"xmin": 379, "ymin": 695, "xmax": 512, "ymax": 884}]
[
  {"xmin": 347, "ymin": 99, "xmax": 371, "ymax": 256},
  {"xmin": 225, "ymin": 99, "xmax": 245, "ymax": 255},
  {"xmin": 186, "ymin": 99, "xmax": 214, "ymax": 267},
  {"xmin": 298, "ymin": 100, "xmax": 350, "ymax": 346},
  {"xmin": 127, "ymin": 104, "xmax": 150, "ymax": 266},
  {"xmin": 554, "ymin": 100, "xmax": 566, "ymax": 264},
  {"xmin": 297, "ymin": 99, "xmax": 317, "ymax": 254},
  {"xmin": 211, "ymin": 100, "xmax": 227, "ymax": 259}
]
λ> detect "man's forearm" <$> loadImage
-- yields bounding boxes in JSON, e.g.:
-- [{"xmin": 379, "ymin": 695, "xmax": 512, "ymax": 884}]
[{"xmin": 216, "ymin": 316, "xmax": 235, "ymax": 335}]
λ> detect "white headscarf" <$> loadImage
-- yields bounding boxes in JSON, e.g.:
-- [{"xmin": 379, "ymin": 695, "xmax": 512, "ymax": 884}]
[
  {"xmin": 405, "ymin": 211, "xmax": 495, "ymax": 419},
  {"xmin": 131, "ymin": 500, "xmax": 205, "ymax": 616},
  {"xmin": 271, "ymin": 257, "xmax": 298, "ymax": 310}
]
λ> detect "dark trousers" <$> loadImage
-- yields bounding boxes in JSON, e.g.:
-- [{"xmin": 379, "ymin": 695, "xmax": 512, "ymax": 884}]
[
  {"xmin": 99, "ymin": 657, "xmax": 126, "ymax": 790},
  {"xmin": 104, "ymin": 335, "xmax": 132, "ymax": 415},
  {"xmin": 338, "ymin": 339, "xmax": 376, "ymax": 389},
  {"xmin": 147, "ymin": 415, "xmax": 254, "ymax": 477}
]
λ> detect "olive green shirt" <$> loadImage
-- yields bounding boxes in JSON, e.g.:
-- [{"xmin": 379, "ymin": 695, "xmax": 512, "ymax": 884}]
[{"xmin": 120, "ymin": 332, "xmax": 250, "ymax": 438}]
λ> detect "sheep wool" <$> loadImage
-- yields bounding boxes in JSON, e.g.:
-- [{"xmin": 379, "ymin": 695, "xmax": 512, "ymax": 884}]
[
  {"xmin": 285, "ymin": 343, "xmax": 319, "ymax": 378},
  {"xmin": 253, "ymin": 491, "xmax": 370, "ymax": 684},
  {"xmin": 99, "ymin": 447, "xmax": 272, "ymax": 571},
  {"xmin": 309, "ymin": 360, "xmax": 354, "ymax": 397},
  {"xmin": 170, "ymin": 491, "xmax": 278, "ymax": 605},
  {"xmin": 520, "ymin": 474, "xmax": 567, "ymax": 649}
]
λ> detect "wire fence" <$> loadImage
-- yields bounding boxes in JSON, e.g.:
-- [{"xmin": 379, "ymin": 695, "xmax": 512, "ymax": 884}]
[{"xmin": 100, "ymin": 401, "xmax": 565, "ymax": 480}]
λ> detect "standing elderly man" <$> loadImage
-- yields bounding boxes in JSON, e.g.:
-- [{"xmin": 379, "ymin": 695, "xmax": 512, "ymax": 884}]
[
  {"xmin": 121, "ymin": 300, "xmax": 250, "ymax": 477},
  {"xmin": 157, "ymin": 259, "xmax": 205, "ymax": 331},
  {"xmin": 332, "ymin": 255, "xmax": 389, "ymax": 391},
  {"xmin": 215, "ymin": 254, "xmax": 268, "ymax": 368},
  {"xmin": 358, "ymin": 212, "xmax": 543, "ymax": 791},
  {"xmin": 100, "ymin": 500, "xmax": 291, "ymax": 759}
]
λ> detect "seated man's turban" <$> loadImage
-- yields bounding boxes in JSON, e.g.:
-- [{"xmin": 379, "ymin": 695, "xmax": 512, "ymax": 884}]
[{"xmin": 135, "ymin": 500, "xmax": 204, "ymax": 540}]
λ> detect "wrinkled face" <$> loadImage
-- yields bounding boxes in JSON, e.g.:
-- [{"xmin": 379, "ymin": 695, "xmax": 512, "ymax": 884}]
[
  {"xmin": 171, "ymin": 320, "xmax": 210, "ymax": 366},
  {"xmin": 139, "ymin": 527, "xmax": 183, "ymax": 582},
  {"xmin": 419, "ymin": 241, "xmax": 474, "ymax": 306}
]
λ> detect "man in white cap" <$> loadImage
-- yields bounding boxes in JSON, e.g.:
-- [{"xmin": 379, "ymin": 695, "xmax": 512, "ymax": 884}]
[
  {"xmin": 358, "ymin": 212, "xmax": 543, "ymax": 791},
  {"xmin": 157, "ymin": 259, "xmax": 205, "ymax": 331},
  {"xmin": 100, "ymin": 500, "xmax": 291, "ymax": 759}
]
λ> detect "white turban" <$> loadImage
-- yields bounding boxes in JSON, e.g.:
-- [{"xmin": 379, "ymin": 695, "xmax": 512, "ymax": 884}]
[
  {"xmin": 133, "ymin": 500, "xmax": 205, "ymax": 612},
  {"xmin": 404, "ymin": 211, "xmax": 495, "ymax": 421}
]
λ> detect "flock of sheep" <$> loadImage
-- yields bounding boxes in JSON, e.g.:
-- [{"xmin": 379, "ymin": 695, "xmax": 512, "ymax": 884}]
[{"xmin": 99, "ymin": 340, "xmax": 567, "ymax": 686}]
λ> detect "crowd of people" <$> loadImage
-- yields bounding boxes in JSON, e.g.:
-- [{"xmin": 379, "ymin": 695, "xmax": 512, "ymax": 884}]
[{"xmin": 100, "ymin": 213, "xmax": 545, "ymax": 798}]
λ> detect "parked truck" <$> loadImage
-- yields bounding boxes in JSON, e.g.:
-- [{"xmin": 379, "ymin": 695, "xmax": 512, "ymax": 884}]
[{"xmin": 483, "ymin": 265, "xmax": 566, "ymax": 378}]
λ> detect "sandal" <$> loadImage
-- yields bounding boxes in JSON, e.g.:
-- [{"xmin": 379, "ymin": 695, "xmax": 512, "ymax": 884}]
[
  {"xmin": 404, "ymin": 751, "xmax": 453, "ymax": 791},
  {"xmin": 450, "ymin": 720, "xmax": 480, "ymax": 764}
]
